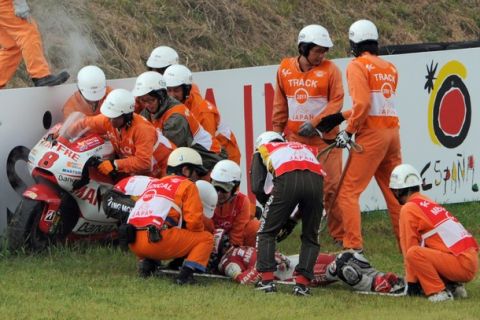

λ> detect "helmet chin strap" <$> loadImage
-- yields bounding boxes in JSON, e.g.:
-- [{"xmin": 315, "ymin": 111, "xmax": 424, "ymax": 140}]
[{"xmin": 221, "ymin": 193, "xmax": 236, "ymax": 205}]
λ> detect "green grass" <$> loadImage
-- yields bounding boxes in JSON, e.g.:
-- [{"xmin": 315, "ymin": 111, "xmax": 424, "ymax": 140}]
[{"xmin": 1, "ymin": 201, "xmax": 479, "ymax": 320}]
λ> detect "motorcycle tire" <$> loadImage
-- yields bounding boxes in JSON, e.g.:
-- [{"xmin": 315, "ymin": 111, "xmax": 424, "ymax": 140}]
[{"xmin": 7, "ymin": 199, "xmax": 52, "ymax": 252}]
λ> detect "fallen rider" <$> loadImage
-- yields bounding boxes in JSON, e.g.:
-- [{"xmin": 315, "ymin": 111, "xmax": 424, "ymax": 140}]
[{"xmin": 216, "ymin": 246, "xmax": 405, "ymax": 294}]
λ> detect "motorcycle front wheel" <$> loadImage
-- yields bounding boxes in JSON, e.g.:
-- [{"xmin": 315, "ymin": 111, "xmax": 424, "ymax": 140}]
[{"xmin": 8, "ymin": 199, "xmax": 52, "ymax": 252}]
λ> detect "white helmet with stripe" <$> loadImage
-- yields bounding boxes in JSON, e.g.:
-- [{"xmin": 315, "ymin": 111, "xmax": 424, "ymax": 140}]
[{"xmin": 389, "ymin": 164, "xmax": 421, "ymax": 189}]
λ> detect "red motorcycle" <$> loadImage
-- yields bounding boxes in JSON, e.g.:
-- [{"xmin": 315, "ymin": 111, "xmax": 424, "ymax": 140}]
[{"xmin": 8, "ymin": 113, "xmax": 132, "ymax": 252}]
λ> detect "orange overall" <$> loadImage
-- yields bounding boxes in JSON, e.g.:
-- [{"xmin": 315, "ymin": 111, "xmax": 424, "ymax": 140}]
[
  {"xmin": 272, "ymin": 57, "xmax": 344, "ymax": 241},
  {"xmin": 62, "ymin": 86, "xmax": 113, "ymax": 119},
  {"xmin": 0, "ymin": 0, "xmax": 50, "ymax": 86},
  {"xmin": 400, "ymin": 193, "xmax": 479, "ymax": 295},
  {"xmin": 123, "ymin": 175, "xmax": 214, "ymax": 271},
  {"xmin": 338, "ymin": 52, "xmax": 402, "ymax": 250},
  {"xmin": 74, "ymin": 113, "xmax": 157, "ymax": 175}
]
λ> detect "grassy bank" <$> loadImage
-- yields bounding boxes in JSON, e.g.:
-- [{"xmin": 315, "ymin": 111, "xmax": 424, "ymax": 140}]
[{"xmin": 1, "ymin": 201, "xmax": 479, "ymax": 320}]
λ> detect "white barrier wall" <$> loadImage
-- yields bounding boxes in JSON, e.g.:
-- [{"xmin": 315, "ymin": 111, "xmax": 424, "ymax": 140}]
[{"xmin": 1, "ymin": 48, "xmax": 479, "ymax": 234}]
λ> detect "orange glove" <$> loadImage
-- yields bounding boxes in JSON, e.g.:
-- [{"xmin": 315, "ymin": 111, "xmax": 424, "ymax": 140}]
[{"xmin": 98, "ymin": 160, "xmax": 116, "ymax": 175}]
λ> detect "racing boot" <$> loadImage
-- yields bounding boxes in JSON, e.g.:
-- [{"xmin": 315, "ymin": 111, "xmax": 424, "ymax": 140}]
[
  {"xmin": 254, "ymin": 280, "xmax": 277, "ymax": 293},
  {"xmin": 32, "ymin": 71, "xmax": 70, "ymax": 87},
  {"xmin": 292, "ymin": 284, "xmax": 311, "ymax": 296}
]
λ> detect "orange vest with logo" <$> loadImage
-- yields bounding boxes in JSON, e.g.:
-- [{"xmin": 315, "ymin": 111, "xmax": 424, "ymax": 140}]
[
  {"xmin": 410, "ymin": 197, "xmax": 479, "ymax": 256},
  {"xmin": 258, "ymin": 142, "xmax": 325, "ymax": 177},
  {"xmin": 278, "ymin": 58, "xmax": 332, "ymax": 134},
  {"xmin": 353, "ymin": 55, "xmax": 399, "ymax": 129},
  {"xmin": 121, "ymin": 175, "xmax": 186, "ymax": 229}
]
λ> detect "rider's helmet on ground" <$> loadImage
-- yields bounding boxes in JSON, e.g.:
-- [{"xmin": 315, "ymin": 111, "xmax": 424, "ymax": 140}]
[
  {"xmin": 297, "ymin": 24, "xmax": 333, "ymax": 57},
  {"xmin": 195, "ymin": 180, "xmax": 218, "ymax": 218},
  {"xmin": 77, "ymin": 65, "xmax": 107, "ymax": 102}
]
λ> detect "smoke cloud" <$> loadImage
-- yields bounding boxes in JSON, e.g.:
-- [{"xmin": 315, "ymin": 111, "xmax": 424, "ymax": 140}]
[{"xmin": 30, "ymin": 0, "xmax": 101, "ymax": 82}]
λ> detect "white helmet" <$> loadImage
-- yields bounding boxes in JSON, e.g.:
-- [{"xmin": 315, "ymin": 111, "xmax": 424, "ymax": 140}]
[
  {"xmin": 146, "ymin": 46, "xmax": 179, "ymax": 69},
  {"xmin": 349, "ymin": 19, "xmax": 378, "ymax": 43},
  {"xmin": 255, "ymin": 131, "xmax": 284, "ymax": 149},
  {"xmin": 100, "ymin": 88, "xmax": 135, "ymax": 118},
  {"xmin": 195, "ymin": 180, "xmax": 218, "ymax": 219},
  {"xmin": 389, "ymin": 164, "xmax": 421, "ymax": 189},
  {"xmin": 298, "ymin": 24, "xmax": 333, "ymax": 48},
  {"xmin": 211, "ymin": 160, "xmax": 241, "ymax": 193},
  {"xmin": 167, "ymin": 147, "xmax": 206, "ymax": 172},
  {"xmin": 163, "ymin": 64, "xmax": 193, "ymax": 87},
  {"xmin": 132, "ymin": 71, "xmax": 167, "ymax": 97},
  {"xmin": 77, "ymin": 65, "xmax": 107, "ymax": 101}
]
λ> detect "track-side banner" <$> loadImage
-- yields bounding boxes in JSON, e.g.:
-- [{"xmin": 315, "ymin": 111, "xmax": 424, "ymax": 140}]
[{"xmin": 1, "ymin": 48, "xmax": 479, "ymax": 234}]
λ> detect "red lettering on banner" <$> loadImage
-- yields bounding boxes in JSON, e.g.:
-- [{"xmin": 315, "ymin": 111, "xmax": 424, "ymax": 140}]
[
  {"xmin": 205, "ymin": 88, "xmax": 217, "ymax": 106},
  {"xmin": 264, "ymin": 83, "xmax": 274, "ymax": 131},
  {"xmin": 243, "ymin": 85, "xmax": 255, "ymax": 203}
]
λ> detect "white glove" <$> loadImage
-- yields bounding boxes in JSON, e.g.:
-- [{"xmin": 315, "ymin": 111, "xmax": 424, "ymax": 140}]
[
  {"xmin": 335, "ymin": 130, "xmax": 352, "ymax": 148},
  {"xmin": 13, "ymin": 0, "xmax": 31, "ymax": 20}
]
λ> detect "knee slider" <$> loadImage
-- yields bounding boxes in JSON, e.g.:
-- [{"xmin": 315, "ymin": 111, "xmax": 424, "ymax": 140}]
[{"xmin": 338, "ymin": 263, "xmax": 362, "ymax": 286}]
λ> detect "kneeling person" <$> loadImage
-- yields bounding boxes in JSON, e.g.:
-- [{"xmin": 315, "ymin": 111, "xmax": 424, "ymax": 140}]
[
  {"xmin": 390, "ymin": 164, "xmax": 479, "ymax": 302},
  {"xmin": 119, "ymin": 147, "xmax": 216, "ymax": 284},
  {"xmin": 206, "ymin": 160, "xmax": 259, "ymax": 248}
]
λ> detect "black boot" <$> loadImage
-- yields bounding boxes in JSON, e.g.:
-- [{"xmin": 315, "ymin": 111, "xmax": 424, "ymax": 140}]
[
  {"xmin": 137, "ymin": 259, "xmax": 159, "ymax": 278},
  {"xmin": 406, "ymin": 282, "xmax": 424, "ymax": 296},
  {"xmin": 32, "ymin": 71, "xmax": 70, "ymax": 87},
  {"xmin": 175, "ymin": 266, "xmax": 196, "ymax": 285},
  {"xmin": 167, "ymin": 257, "xmax": 184, "ymax": 270}
]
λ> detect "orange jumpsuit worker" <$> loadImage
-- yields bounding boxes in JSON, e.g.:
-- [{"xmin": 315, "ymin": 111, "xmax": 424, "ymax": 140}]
[
  {"xmin": 204, "ymin": 160, "xmax": 259, "ymax": 247},
  {"xmin": 331, "ymin": 19, "xmax": 402, "ymax": 253},
  {"xmin": 163, "ymin": 64, "xmax": 241, "ymax": 164},
  {"xmin": 389, "ymin": 164, "xmax": 478, "ymax": 302},
  {"xmin": 63, "ymin": 65, "xmax": 113, "ymax": 119},
  {"xmin": 0, "ymin": 0, "xmax": 69, "ymax": 87},
  {"xmin": 122, "ymin": 148, "xmax": 214, "ymax": 285},
  {"xmin": 69, "ymin": 88, "xmax": 158, "ymax": 177},
  {"xmin": 134, "ymin": 71, "xmax": 224, "ymax": 171},
  {"xmin": 272, "ymin": 24, "xmax": 344, "ymax": 243}
]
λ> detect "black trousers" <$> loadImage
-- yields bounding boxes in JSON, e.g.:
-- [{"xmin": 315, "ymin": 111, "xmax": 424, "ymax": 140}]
[{"xmin": 256, "ymin": 170, "xmax": 324, "ymax": 280}]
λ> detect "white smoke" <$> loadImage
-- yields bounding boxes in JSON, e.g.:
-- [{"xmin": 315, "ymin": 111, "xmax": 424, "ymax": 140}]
[{"xmin": 29, "ymin": 0, "xmax": 102, "ymax": 81}]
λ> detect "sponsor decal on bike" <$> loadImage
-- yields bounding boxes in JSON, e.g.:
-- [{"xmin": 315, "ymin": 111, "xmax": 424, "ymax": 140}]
[
  {"xmin": 73, "ymin": 136, "xmax": 103, "ymax": 152},
  {"xmin": 61, "ymin": 168, "xmax": 82, "ymax": 175},
  {"xmin": 106, "ymin": 196, "xmax": 133, "ymax": 215},
  {"xmin": 65, "ymin": 161, "xmax": 83, "ymax": 170},
  {"xmin": 57, "ymin": 175, "xmax": 77, "ymax": 183},
  {"xmin": 76, "ymin": 222, "xmax": 117, "ymax": 234},
  {"xmin": 73, "ymin": 186, "xmax": 98, "ymax": 206},
  {"xmin": 44, "ymin": 210, "xmax": 56, "ymax": 222}
]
